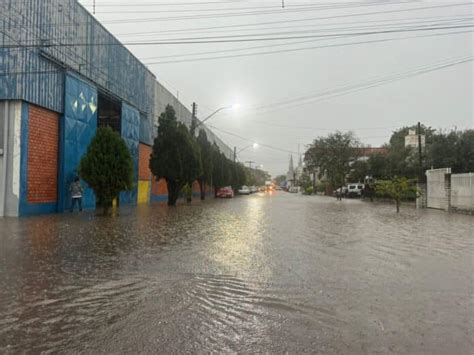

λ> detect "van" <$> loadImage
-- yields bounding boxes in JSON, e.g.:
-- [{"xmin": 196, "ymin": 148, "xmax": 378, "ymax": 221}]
[{"xmin": 346, "ymin": 183, "xmax": 364, "ymax": 197}]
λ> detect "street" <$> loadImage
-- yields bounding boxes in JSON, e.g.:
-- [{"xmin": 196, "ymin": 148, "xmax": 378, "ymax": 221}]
[{"xmin": 0, "ymin": 193, "xmax": 473, "ymax": 353}]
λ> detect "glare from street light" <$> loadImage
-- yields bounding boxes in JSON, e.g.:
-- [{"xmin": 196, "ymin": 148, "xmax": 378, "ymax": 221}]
[
  {"xmin": 232, "ymin": 103, "xmax": 241, "ymax": 110},
  {"xmin": 253, "ymin": 143, "xmax": 259, "ymax": 149}
]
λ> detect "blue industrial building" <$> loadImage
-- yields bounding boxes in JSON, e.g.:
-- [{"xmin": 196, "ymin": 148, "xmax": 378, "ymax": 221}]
[{"xmin": 0, "ymin": 0, "xmax": 232, "ymax": 216}]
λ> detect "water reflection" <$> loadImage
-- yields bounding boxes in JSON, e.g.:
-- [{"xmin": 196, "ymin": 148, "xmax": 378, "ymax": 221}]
[{"xmin": 0, "ymin": 195, "xmax": 473, "ymax": 353}]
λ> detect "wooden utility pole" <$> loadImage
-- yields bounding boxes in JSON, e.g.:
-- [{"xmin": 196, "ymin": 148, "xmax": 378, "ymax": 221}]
[{"xmin": 417, "ymin": 122, "xmax": 424, "ymax": 182}]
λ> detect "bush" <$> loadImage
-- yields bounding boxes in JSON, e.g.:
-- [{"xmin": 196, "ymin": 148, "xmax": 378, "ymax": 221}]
[
  {"xmin": 375, "ymin": 177, "xmax": 418, "ymax": 213},
  {"xmin": 316, "ymin": 181, "xmax": 328, "ymax": 193},
  {"xmin": 79, "ymin": 126, "xmax": 133, "ymax": 214},
  {"xmin": 304, "ymin": 186, "xmax": 314, "ymax": 195}
]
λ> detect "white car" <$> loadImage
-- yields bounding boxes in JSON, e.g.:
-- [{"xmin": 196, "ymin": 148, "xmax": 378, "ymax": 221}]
[
  {"xmin": 346, "ymin": 183, "xmax": 364, "ymax": 197},
  {"xmin": 249, "ymin": 186, "xmax": 258, "ymax": 193},
  {"xmin": 238, "ymin": 186, "xmax": 251, "ymax": 195}
]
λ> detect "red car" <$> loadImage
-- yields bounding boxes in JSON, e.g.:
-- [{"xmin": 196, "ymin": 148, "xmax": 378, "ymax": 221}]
[{"xmin": 216, "ymin": 186, "xmax": 234, "ymax": 198}]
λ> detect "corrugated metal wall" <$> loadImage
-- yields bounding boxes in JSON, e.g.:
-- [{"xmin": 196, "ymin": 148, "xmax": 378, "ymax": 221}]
[
  {"xmin": 0, "ymin": 0, "xmax": 233, "ymax": 158},
  {"xmin": 0, "ymin": 0, "xmax": 155, "ymax": 118},
  {"xmin": 59, "ymin": 75, "xmax": 98, "ymax": 211},
  {"xmin": 120, "ymin": 102, "xmax": 140, "ymax": 205}
]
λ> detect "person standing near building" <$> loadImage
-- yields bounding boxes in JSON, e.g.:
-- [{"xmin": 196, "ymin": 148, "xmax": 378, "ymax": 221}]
[{"xmin": 69, "ymin": 177, "xmax": 83, "ymax": 212}]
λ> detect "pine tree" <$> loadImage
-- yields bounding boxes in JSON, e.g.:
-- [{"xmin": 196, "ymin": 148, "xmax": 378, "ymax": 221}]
[
  {"xmin": 149, "ymin": 105, "xmax": 201, "ymax": 206},
  {"xmin": 79, "ymin": 126, "xmax": 133, "ymax": 215}
]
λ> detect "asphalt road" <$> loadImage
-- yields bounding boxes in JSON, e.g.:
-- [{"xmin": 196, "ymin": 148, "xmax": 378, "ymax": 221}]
[{"xmin": 1, "ymin": 192, "xmax": 473, "ymax": 353}]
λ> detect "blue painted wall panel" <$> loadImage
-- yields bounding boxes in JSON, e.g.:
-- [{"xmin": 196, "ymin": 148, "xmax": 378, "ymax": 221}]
[
  {"xmin": 120, "ymin": 102, "xmax": 139, "ymax": 205},
  {"xmin": 0, "ymin": 0, "xmax": 155, "ymax": 118},
  {"xmin": 58, "ymin": 75, "xmax": 97, "ymax": 212}
]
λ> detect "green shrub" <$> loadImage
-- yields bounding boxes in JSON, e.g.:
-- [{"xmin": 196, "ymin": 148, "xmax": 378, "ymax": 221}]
[{"xmin": 79, "ymin": 126, "xmax": 133, "ymax": 214}]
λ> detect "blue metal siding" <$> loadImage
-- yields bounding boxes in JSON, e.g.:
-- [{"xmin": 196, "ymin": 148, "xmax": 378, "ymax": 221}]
[
  {"xmin": 0, "ymin": 0, "xmax": 155, "ymax": 119},
  {"xmin": 120, "ymin": 102, "xmax": 139, "ymax": 205},
  {"xmin": 58, "ymin": 75, "xmax": 97, "ymax": 212},
  {"xmin": 139, "ymin": 113, "xmax": 154, "ymax": 146}
]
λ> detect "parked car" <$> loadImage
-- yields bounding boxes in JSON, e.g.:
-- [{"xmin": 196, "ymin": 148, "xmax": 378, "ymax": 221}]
[
  {"xmin": 346, "ymin": 183, "xmax": 364, "ymax": 198},
  {"xmin": 249, "ymin": 186, "xmax": 258, "ymax": 194},
  {"xmin": 238, "ymin": 186, "xmax": 251, "ymax": 195},
  {"xmin": 288, "ymin": 186, "xmax": 300, "ymax": 193},
  {"xmin": 217, "ymin": 186, "xmax": 234, "ymax": 198}
]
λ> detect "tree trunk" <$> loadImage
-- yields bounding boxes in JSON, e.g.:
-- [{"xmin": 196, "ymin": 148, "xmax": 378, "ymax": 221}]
[
  {"xmin": 199, "ymin": 180, "xmax": 206, "ymax": 200},
  {"xmin": 396, "ymin": 199, "xmax": 400, "ymax": 213},
  {"xmin": 167, "ymin": 180, "xmax": 180, "ymax": 206}
]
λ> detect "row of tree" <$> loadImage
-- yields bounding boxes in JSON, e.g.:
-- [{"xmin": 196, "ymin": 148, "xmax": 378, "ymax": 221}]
[
  {"xmin": 349, "ymin": 126, "xmax": 474, "ymax": 182},
  {"xmin": 304, "ymin": 126, "xmax": 474, "ymax": 189},
  {"xmin": 302, "ymin": 126, "xmax": 473, "ymax": 212},
  {"xmin": 78, "ymin": 104, "xmax": 262, "ymax": 213},
  {"xmin": 149, "ymin": 105, "xmax": 250, "ymax": 206}
]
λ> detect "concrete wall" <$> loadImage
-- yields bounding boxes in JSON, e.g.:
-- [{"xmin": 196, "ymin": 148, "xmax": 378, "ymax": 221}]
[
  {"xmin": 426, "ymin": 168, "xmax": 451, "ymax": 211},
  {"xmin": 451, "ymin": 173, "xmax": 474, "ymax": 212},
  {"xmin": 0, "ymin": 101, "xmax": 22, "ymax": 217}
]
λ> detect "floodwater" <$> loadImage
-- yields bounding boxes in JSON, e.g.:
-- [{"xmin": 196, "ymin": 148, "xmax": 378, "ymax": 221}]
[{"xmin": 0, "ymin": 193, "xmax": 473, "ymax": 353}]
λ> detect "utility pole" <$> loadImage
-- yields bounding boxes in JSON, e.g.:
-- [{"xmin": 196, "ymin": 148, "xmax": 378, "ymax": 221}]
[
  {"xmin": 233, "ymin": 146, "xmax": 237, "ymax": 163},
  {"xmin": 282, "ymin": 0, "xmax": 285, "ymax": 8},
  {"xmin": 417, "ymin": 121, "xmax": 423, "ymax": 182},
  {"xmin": 93, "ymin": 0, "xmax": 96, "ymax": 14},
  {"xmin": 191, "ymin": 102, "xmax": 197, "ymax": 136}
]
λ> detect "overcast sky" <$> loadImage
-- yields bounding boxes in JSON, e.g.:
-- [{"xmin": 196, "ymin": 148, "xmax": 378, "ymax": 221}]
[{"xmin": 78, "ymin": 0, "xmax": 473, "ymax": 176}]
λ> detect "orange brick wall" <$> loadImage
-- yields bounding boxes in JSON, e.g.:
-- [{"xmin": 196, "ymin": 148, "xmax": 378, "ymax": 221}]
[
  {"xmin": 152, "ymin": 178, "xmax": 168, "ymax": 195},
  {"xmin": 139, "ymin": 143, "xmax": 152, "ymax": 181},
  {"xmin": 27, "ymin": 105, "xmax": 59, "ymax": 203}
]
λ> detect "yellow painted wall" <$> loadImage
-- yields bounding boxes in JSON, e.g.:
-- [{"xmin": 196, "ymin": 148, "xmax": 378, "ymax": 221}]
[{"xmin": 138, "ymin": 180, "xmax": 150, "ymax": 204}]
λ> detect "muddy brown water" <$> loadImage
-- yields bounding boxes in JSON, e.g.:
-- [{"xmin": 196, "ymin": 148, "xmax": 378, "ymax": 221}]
[{"xmin": 0, "ymin": 193, "xmax": 473, "ymax": 353}]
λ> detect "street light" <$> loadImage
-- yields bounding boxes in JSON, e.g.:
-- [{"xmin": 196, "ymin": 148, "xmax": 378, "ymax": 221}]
[
  {"xmin": 196, "ymin": 103, "xmax": 239, "ymax": 127},
  {"xmin": 234, "ymin": 142, "xmax": 258, "ymax": 162}
]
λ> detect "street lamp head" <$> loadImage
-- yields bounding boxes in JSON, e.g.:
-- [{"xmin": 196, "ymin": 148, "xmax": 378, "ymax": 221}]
[
  {"xmin": 232, "ymin": 103, "xmax": 241, "ymax": 110},
  {"xmin": 252, "ymin": 142, "xmax": 259, "ymax": 149}
]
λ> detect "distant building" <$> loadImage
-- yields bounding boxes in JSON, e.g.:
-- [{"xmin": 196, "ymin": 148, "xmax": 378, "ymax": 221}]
[
  {"xmin": 405, "ymin": 129, "xmax": 426, "ymax": 148},
  {"xmin": 355, "ymin": 147, "xmax": 388, "ymax": 161}
]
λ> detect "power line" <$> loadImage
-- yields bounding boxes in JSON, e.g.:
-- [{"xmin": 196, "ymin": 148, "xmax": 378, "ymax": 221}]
[
  {"xmin": 207, "ymin": 124, "xmax": 300, "ymax": 155},
  {"xmin": 144, "ymin": 29, "xmax": 473, "ymax": 65},
  {"xmin": 124, "ymin": 14, "xmax": 473, "ymax": 40},
  {"xmin": 2, "ymin": 24, "xmax": 472, "ymax": 48},
  {"xmin": 97, "ymin": 2, "xmax": 474, "ymax": 24}
]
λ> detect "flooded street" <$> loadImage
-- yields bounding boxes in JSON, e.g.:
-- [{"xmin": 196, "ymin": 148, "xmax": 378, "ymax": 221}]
[{"xmin": 0, "ymin": 193, "xmax": 473, "ymax": 353}]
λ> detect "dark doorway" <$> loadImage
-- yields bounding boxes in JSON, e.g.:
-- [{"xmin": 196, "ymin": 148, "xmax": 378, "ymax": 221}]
[{"xmin": 98, "ymin": 93, "xmax": 121, "ymax": 132}]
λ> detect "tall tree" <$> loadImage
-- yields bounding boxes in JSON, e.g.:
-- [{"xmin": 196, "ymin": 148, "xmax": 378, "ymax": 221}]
[
  {"xmin": 79, "ymin": 126, "xmax": 133, "ymax": 215},
  {"xmin": 149, "ymin": 105, "xmax": 200, "ymax": 206},
  {"xmin": 305, "ymin": 131, "xmax": 360, "ymax": 189},
  {"xmin": 196, "ymin": 129, "xmax": 213, "ymax": 200},
  {"xmin": 211, "ymin": 144, "xmax": 225, "ymax": 196}
]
